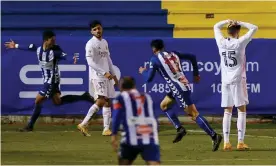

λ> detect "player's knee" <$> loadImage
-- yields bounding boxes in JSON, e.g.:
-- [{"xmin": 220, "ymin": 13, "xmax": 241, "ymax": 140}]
[
  {"xmin": 96, "ymin": 96, "xmax": 106, "ymax": 107},
  {"xmin": 224, "ymin": 107, "xmax": 233, "ymax": 113},
  {"xmin": 104, "ymin": 98, "xmax": 111, "ymax": 107},
  {"xmin": 237, "ymin": 105, "xmax": 246, "ymax": 112},
  {"xmin": 160, "ymin": 103, "xmax": 168, "ymax": 111},
  {"xmin": 185, "ymin": 105, "xmax": 199, "ymax": 120},
  {"xmin": 35, "ymin": 95, "xmax": 45, "ymax": 105}
]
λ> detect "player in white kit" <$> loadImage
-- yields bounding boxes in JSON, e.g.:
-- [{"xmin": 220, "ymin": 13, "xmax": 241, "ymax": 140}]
[
  {"xmin": 214, "ymin": 19, "xmax": 258, "ymax": 150},
  {"xmin": 78, "ymin": 20, "xmax": 119, "ymax": 136}
]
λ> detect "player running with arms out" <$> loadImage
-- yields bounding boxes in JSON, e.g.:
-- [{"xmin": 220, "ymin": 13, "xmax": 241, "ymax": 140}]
[
  {"xmin": 214, "ymin": 20, "xmax": 258, "ymax": 151},
  {"xmin": 4, "ymin": 31, "xmax": 94, "ymax": 132},
  {"xmin": 139, "ymin": 39, "xmax": 222, "ymax": 151},
  {"xmin": 141, "ymin": 41, "xmax": 201, "ymax": 144},
  {"xmin": 77, "ymin": 20, "xmax": 119, "ymax": 136},
  {"xmin": 112, "ymin": 77, "xmax": 160, "ymax": 165}
]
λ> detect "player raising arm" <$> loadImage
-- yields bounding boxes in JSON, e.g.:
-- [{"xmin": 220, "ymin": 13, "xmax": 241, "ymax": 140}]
[
  {"xmin": 112, "ymin": 77, "xmax": 160, "ymax": 165},
  {"xmin": 4, "ymin": 31, "xmax": 94, "ymax": 132},
  {"xmin": 214, "ymin": 20, "xmax": 258, "ymax": 151},
  {"xmin": 139, "ymin": 39, "xmax": 222, "ymax": 151},
  {"xmin": 77, "ymin": 20, "xmax": 119, "ymax": 136}
]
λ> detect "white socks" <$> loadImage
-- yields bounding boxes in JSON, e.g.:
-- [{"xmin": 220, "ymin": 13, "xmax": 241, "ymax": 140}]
[
  {"xmin": 223, "ymin": 111, "xmax": 232, "ymax": 144},
  {"xmin": 80, "ymin": 104, "xmax": 100, "ymax": 126},
  {"xmin": 237, "ymin": 111, "xmax": 246, "ymax": 143},
  {"xmin": 103, "ymin": 107, "xmax": 111, "ymax": 130}
]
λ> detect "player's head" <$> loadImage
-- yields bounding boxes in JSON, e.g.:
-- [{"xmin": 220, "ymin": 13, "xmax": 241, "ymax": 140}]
[
  {"xmin": 151, "ymin": 39, "xmax": 164, "ymax": 54},
  {"xmin": 90, "ymin": 20, "xmax": 103, "ymax": 39},
  {"xmin": 119, "ymin": 76, "xmax": 136, "ymax": 91},
  {"xmin": 43, "ymin": 30, "xmax": 56, "ymax": 47},
  {"xmin": 227, "ymin": 23, "xmax": 241, "ymax": 38}
]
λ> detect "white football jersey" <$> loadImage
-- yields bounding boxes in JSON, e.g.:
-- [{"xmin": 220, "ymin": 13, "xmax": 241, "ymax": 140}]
[
  {"xmin": 85, "ymin": 36, "xmax": 115, "ymax": 80},
  {"xmin": 214, "ymin": 20, "xmax": 258, "ymax": 84}
]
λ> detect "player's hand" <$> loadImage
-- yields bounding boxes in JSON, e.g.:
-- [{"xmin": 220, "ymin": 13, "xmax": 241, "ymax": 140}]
[
  {"xmin": 5, "ymin": 39, "xmax": 16, "ymax": 49},
  {"xmin": 111, "ymin": 136, "xmax": 118, "ymax": 152},
  {"xmin": 139, "ymin": 66, "xmax": 147, "ymax": 74},
  {"xmin": 104, "ymin": 72, "xmax": 113, "ymax": 80},
  {"xmin": 193, "ymin": 75, "xmax": 201, "ymax": 83},
  {"xmin": 228, "ymin": 19, "xmax": 238, "ymax": 26},
  {"xmin": 73, "ymin": 53, "xmax": 79, "ymax": 64}
]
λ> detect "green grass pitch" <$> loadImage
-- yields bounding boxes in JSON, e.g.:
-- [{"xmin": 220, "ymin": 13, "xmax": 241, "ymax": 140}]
[{"xmin": 2, "ymin": 123, "xmax": 276, "ymax": 165}]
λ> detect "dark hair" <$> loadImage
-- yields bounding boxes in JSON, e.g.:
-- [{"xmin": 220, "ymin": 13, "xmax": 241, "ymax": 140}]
[
  {"xmin": 120, "ymin": 76, "xmax": 136, "ymax": 90},
  {"xmin": 43, "ymin": 30, "xmax": 55, "ymax": 41},
  {"xmin": 89, "ymin": 20, "xmax": 102, "ymax": 29},
  {"xmin": 151, "ymin": 39, "xmax": 164, "ymax": 50},
  {"xmin": 227, "ymin": 24, "xmax": 241, "ymax": 35}
]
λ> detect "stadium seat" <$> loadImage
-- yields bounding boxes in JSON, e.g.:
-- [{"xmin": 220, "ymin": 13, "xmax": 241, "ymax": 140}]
[
  {"xmin": 1, "ymin": 1, "xmax": 174, "ymax": 37},
  {"xmin": 162, "ymin": 1, "xmax": 276, "ymax": 38}
]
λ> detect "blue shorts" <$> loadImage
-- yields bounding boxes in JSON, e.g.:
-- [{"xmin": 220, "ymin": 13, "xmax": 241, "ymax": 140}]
[
  {"xmin": 39, "ymin": 83, "xmax": 60, "ymax": 98},
  {"xmin": 119, "ymin": 144, "xmax": 160, "ymax": 162},
  {"xmin": 167, "ymin": 89, "xmax": 193, "ymax": 108}
]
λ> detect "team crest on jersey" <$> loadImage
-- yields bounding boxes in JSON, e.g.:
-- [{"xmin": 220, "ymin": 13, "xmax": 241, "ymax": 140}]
[{"xmin": 136, "ymin": 125, "xmax": 153, "ymax": 135}]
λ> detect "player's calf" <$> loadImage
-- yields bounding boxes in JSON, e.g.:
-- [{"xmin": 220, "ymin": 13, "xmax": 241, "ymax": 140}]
[
  {"xmin": 19, "ymin": 94, "xmax": 45, "ymax": 132},
  {"xmin": 160, "ymin": 95, "xmax": 186, "ymax": 143},
  {"xmin": 237, "ymin": 105, "xmax": 248, "ymax": 148},
  {"xmin": 185, "ymin": 104, "xmax": 222, "ymax": 151},
  {"xmin": 102, "ymin": 99, "xmax": 112, "ymax": 135},
  {"xmin": 223, "ymin": 107, "xmax": 233, "ymax": 146},
  {"xmin": 78, "ymin": 96, "xmax": 107, "ymax": 136}
]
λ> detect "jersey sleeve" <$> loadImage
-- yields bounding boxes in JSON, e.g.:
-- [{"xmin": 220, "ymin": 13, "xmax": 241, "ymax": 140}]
[
  {"xmin": 142, "ymin": 57, "xmax": 158, "ymax": 83},
  {"xmin": 15, "ymin": 43, "xmax": 37, "ymax": 52},
  {"xmin": 213, "ymin": 20, "xmax": 229, "ymax": 47},
  {"xmin": 237, "ymin": 21, "xmax": 258, "ymax": 46},
  {"xmin": 173, "ymin": 51, "xmax": 199, "ymax": 76},
  {"xmin": 106, "ymin": 42, "xmax": 116, "ymax": 76},
  {"xmin": 85, "ymin": 42, "xmax": 107, "ymax": 75},
  {"xmin": 52, "ymin": 45, "xmax": 67, "ymax": 60},
  {"xmin": 112, "ymin": 95, "xmax": 125, "ymax": 135}
]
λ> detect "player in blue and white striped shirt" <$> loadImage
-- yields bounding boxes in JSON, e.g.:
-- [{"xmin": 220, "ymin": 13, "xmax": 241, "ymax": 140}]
[
  {"xmin": 112, "ymin": 77, "xmax": 160, "ymax": 165},
  {"xmin": 139, "ymin": 39, "xmax": 222, "ymax": 151},
  {"xmin": 5, "ymin": 31, "xmax": 94, "ymax": 132}
]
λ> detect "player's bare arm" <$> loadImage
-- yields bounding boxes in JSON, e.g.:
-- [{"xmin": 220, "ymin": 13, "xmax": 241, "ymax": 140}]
[{"xmin": 5, "ymin": 39, "xmax": 37, "ymax": 51}]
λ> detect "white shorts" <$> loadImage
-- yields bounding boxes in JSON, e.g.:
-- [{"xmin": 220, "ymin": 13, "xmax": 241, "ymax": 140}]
[
  {"xmin": 90, "ymin": 79, "xmax": 116, "ymax": 99},
  {"xmin": 221, "ymin": 79, "xmax": 249, "ymax": 107}
]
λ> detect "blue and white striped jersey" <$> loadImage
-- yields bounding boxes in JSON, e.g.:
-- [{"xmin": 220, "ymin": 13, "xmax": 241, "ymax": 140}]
[
  {"xmin": 142, "ymin": 51, "xmax": 199, "ymax": 94},
  {"xmin": 17, "ymin": 44, "xmax": 66, "ymax": 84},
  {"xmin": 112, "ymin": 89, "xmax": 159, "ymax": 146}
]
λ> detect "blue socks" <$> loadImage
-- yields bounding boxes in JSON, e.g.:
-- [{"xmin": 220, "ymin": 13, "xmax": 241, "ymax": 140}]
[
  {"xmin": 27, "ymin": 104, "xmax": 42, "ymax": 129},
  {"xmin": 195, "ymin": 114, "xmax": 216, "ymax": 138},
  {"xmin": 164, "ymin": 109, "xmax": 182, "ymax": 129}
]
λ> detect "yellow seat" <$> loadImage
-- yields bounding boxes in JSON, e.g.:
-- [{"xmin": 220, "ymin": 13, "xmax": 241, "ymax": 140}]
[{"xmin": 162, "ymin": 1, "xmax": 276, "ymax": 38}]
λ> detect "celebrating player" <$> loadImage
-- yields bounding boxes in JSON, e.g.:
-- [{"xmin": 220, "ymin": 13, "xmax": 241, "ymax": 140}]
[
  {"xmin": 112, "ymin": 77, "xmax": 160, "ymax": 165},
  {"xmin": 214, "ymin": 20, "xmax": 258, "ymax": 150},
  {"xmin": 139, "ymin": 39, "xmax": 222, "ymax": 151},
  {"xmin": 77, "ymin": 20, "xmax": 119, "ymax": 136},
  {"xmin": 143, "ymin": 46, "xmax": 201, "ymax": 144},
  {"xmin": 4, "ymin": 31, "xmax": 94, "ymax": 132}
]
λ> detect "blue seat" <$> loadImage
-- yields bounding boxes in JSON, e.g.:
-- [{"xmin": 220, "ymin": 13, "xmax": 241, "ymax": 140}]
[{"xmin": 1, "ymin": 1, "xmax": 173, "ymax": 37}]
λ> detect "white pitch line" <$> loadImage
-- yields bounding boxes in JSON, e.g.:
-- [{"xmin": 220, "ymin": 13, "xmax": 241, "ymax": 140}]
[
  {"xmin": 187, "ymin": 130, "xmax": 276, "ymax": 139},
  {"xmin": 2, "ymin": 130, "xmax": 276, "ymax": 139}
]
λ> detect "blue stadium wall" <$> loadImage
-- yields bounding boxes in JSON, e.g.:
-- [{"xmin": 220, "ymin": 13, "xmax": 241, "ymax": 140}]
[{"xmin": 2, "ymin": 1, "xmax": 276, "ymax": 116}]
